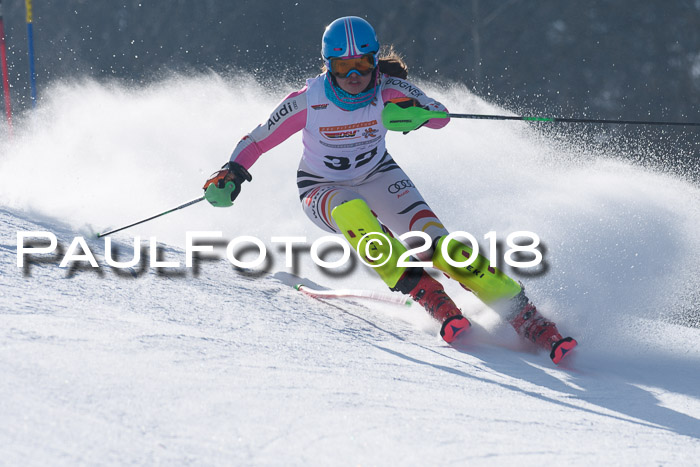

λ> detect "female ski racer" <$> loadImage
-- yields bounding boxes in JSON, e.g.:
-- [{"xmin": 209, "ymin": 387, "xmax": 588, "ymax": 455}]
[{"xmin": 203, "ymin": 16, "xmax": 577, "ymax": 364}]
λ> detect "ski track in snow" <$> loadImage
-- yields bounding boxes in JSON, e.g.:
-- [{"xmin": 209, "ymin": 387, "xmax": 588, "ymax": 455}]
[{"xmin": 1, "ymin": 75, "xmax": 700, "ymax": 465}]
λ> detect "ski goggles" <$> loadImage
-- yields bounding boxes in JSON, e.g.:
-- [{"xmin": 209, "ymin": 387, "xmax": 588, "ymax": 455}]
[{"xmin": 329, "ymin": 54, "xmax": 376, "ymax": 78}]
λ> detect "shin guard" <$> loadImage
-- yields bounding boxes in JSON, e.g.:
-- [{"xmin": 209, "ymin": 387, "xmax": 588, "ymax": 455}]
[
  {"xmin": 432, "ymin": 236, "xmax": 522, "ymax": 304},
  {"xmin": 331, "ymin": 199, "xmax": 409, "ymax": 289}
]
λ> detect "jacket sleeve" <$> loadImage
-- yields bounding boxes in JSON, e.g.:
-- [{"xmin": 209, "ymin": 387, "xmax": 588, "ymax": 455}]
[
  {"xmin": 229, "ymin": 86, "xmax": 308, "ymax": 170},
  {"xmin": 380, "ymin": 76, "xmax": 450, "ymax": 129}
]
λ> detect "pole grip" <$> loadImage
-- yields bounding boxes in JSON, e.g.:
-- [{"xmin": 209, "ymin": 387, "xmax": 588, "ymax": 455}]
[{"xmin": 25, "ymin": 0, "xmax": 32, "ymax": 23}]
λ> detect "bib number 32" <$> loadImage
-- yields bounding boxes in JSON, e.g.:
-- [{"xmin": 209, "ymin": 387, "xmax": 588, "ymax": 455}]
[{"xmin": 324, "ymin": 147, "xmax": 378, "ymax": 171}]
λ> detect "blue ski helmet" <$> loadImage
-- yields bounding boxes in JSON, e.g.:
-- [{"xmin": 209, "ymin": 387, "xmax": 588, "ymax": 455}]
[{"xmin": 322, "ymin": 16, "xmax": 379, "ymax": 64}]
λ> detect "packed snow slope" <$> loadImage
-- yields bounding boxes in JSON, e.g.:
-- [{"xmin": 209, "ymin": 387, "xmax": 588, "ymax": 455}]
[{"xmin": 1, "ymin": 74, "xmax": 700, "ymax": 465}]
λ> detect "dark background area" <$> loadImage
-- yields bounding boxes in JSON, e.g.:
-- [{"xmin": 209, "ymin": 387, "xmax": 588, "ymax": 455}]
[
  {"xmin": 1, "ymin": 1, "xmax": 698, "ymax": 324},
  {"xmin": 1, "ymin": 0, "xmax": 699, "ymax": 121}
]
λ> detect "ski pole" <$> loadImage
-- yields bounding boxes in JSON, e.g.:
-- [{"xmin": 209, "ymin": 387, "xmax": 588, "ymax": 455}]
[
  {"xmin": 445, "ymin": 112, "xmax": 700, "ymax": 127},
  {"xmin": 382, "ymin": 102, "xmax": 700, "ymax": 132},
  {"xmin": 96, "ymin": 196, "xmax": 205, "ymax": 238}
]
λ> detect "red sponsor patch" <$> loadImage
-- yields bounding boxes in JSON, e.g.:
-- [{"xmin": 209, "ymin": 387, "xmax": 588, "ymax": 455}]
[{"xmin": 320, "ymin": 121, "xmax": 377, "ymax": 140}]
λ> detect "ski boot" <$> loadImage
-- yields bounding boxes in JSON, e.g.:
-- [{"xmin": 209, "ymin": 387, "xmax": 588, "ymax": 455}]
[
  {"xmin": 331, "ymin": 199, "xmax": 470, "ymax": 343},
  {"xmin": 394, "ymin": 269, "xmax": 471, "ymax": 343},
  {"xmin": 507, "ymin": 290, "xmax": 577, "ymax": 364}
]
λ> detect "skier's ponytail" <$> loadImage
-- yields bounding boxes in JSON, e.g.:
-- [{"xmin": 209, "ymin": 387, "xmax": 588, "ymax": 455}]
[{"xmin": 377, "ymin": 45, "xmax": 408, "ymax": 79}]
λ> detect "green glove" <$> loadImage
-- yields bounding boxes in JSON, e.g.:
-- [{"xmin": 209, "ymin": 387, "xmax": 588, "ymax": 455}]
[
  {"xmin": 205, "ymin": 180, "xmax": 237, "ymax": 207},
  {"xmin": 202, "ymin": 162, "xmax": 252, "ymax": 207}
]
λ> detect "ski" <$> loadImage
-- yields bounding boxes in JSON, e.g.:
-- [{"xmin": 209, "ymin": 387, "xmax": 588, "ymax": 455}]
[
  {"xmin": 271, "ymin": 271, "xmax": 412, "ymax": 307},
  {"xmin": 272, "ymin": 272, "xmax": 576, "ymax": 365},
  {"xmin": 294, "ymin": 283, "xmax": 412, "ymax": 306}
]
